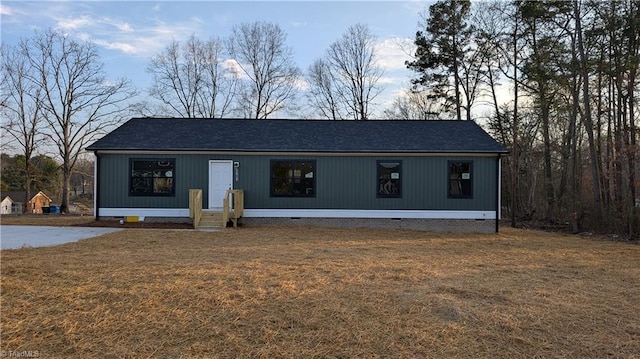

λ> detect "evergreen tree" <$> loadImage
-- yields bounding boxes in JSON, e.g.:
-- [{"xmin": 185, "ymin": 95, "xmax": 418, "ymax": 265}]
[{"xmin": 406, "ymin": 0, "xmax": 474, "ymax": 120}]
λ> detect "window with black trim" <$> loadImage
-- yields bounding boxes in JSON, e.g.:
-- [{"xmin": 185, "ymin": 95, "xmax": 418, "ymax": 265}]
[
  {"xmin": 377, "ymin": 161, "xmax": 401, "ymax": 197},
  {"xmin": 130, "ymin": 159, "xmax": 175, "ymax": 196},
  {"xmin": 448, "ymin": 161, "xmax": 472, "ymax": 198},
  {"xmin": 271, "ymin": 161, "xmax": 315, "ymax": 197}
]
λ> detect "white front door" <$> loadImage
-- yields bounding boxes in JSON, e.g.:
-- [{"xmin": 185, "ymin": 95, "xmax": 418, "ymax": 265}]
[{"xmin": 208, "ymin": 160, "xmax": 233, "ymax": 209}]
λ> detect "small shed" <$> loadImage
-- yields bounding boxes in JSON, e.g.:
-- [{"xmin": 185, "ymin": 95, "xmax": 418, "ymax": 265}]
[{"xmin": 1, "ymin": 195, "xmax": 15, "ymax": 214}]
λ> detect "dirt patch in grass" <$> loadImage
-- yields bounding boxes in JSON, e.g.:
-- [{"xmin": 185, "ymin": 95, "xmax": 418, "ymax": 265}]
[
  {"xmin": 74, "ymin": 220, "xmax": 193, "ymax": 229},
  {"xmin": 1, "ymin": 214, "xmax": 192, "ymax": 229},
  {"xmin": 1, "ymin": 227, "xmax": 639, "ymax": 358},
  {"xmin": 1, "ymin": 214, "xmax": 96, "ymax": 227}
]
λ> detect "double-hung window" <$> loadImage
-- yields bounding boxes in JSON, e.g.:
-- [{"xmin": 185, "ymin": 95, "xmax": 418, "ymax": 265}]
[
  {"xmin": 130, "ymin": 159, "xmax": 175, "ymax": 196},
  {"xmin": 271, "ymin": 161, "xmax": 315, "ymax": 197},
  {"xmin": 448, "ymin": 161, "xmax": 472, "ymax": 198}
]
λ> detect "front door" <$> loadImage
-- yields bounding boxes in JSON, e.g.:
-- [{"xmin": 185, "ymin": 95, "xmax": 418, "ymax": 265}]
[{"xmin": 208, "ymin": 160, "xmax": 233, "ymax": 209}]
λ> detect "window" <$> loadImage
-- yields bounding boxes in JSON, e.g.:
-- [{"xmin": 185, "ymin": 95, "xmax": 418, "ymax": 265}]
[
  {"xmin": 449, "ymin": 161, "xmax": 472, "ymax": 198},
  {"xmin": 377, "ymin": 161, "xmax": 401, "ymax": 197},
  {"xmin": 271, "ymin": 161, "xmax": 315, "ymax": 197},
  {"xmin": 130, "ymin": 159, "xmax": 175, "ymax": 196}
]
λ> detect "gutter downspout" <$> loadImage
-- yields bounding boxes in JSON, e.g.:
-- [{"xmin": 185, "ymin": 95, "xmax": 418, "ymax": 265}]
[
  {"xmin": 93, "ymin": 151, "xmax": 100, "ymax": 219},
  {"xmin": 496, "ymin": 154, "xmax": 501, "ymax": 233}
]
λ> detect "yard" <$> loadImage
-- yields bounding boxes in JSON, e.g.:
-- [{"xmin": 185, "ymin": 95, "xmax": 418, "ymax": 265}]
[{"xmin": 1, "ymin": 224, "xmax": 639, "ymax": 358}]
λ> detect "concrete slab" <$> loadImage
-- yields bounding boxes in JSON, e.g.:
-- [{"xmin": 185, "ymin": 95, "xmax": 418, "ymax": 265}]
[{"xmin": 0, "ymin": 225, "xmax": 122, "ymax": 250}]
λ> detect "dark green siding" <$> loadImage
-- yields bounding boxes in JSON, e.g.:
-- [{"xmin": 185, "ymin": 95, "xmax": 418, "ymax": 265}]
[{"xmin": 98, "ymin": 153, "xmax": 499, "ymax": 211}]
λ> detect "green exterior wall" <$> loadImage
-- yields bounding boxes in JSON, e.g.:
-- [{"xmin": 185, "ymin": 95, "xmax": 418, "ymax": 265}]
[{"xmin": 97, "ymin": 153, "xmax": 499, "ymax": 211}]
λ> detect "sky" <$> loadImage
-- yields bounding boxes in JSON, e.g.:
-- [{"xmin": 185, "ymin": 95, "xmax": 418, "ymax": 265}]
[{"xmin": 1, "ymin": 0, "xmax": 431, "ymax": 118}]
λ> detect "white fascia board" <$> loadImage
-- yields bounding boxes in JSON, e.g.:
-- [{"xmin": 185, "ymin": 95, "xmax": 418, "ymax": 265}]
[
  {"xmin": 243, "ymin": 209, "xmax": 496, "ymax": 220},
  {"xmin": 93, "ymin": 150, "xmax": 502, "ymax": 157}
]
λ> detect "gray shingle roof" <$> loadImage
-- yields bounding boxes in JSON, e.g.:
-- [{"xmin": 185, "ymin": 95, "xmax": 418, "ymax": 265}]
[{"xmin": 86, "ymin": 118, "xmax": 508, "ymax": 154}]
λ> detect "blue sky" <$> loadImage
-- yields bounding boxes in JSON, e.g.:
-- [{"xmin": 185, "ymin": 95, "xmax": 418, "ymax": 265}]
[{"xmin": 1, "ymin": 1, "xmax": 430, "ymax": 116}]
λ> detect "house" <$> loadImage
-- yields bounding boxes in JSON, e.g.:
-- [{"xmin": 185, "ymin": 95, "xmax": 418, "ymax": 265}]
[
  {"xmin": 0, "ymin": 191, "xmax": 52, "ymax": 214},
  {"xmin": 86, "ymin": 118, "xmax": 508, "ymax": 233},
  {"xmin": 1, "ymin": 195, "xmax": 14, "ymax": 214}
]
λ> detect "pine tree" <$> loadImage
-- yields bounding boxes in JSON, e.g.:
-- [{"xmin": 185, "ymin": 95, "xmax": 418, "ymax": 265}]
[{"xmin": 406, "ymin": 0, "xmax": 473, "ymax": 120}]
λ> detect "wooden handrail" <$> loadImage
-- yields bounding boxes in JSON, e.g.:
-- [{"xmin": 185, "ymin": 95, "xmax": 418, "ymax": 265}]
[
  {"xmin": 189, "ymin": 189, "xmax": 202, "ymax": 229},
  {"xmin": 222, "ymin": 189, "xmax": 244, "ymax": 229},
  {"xmin": 222, "ymin": 194, "xmax": 230, "ymax": 227}
]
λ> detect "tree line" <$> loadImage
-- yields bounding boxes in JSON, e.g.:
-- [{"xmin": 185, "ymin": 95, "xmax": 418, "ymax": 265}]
[
  {"xmin": 143, "ymin": 22, "xmax": 384, "ymax": 120},
  {"xmin": 399, "ymin": 0, "xmax": 637, "ymax": 236},
  {"xmin": 1, "ymin": 0, "xmax": 638, "ymax": 238},
  {"xmin": 1, "ymin": 20, "xmax": 385, "ymax": 212}
]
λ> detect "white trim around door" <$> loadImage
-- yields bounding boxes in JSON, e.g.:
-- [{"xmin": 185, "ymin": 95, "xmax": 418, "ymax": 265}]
[{"xmin": 208, "ymin": 160, "xmax": 234, "ymax": 209}]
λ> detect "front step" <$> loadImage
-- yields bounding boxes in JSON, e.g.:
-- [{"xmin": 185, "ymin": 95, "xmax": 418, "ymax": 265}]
[{"xmin": 198, "ymin": 211, "xmax": 223, "ymax": 230}]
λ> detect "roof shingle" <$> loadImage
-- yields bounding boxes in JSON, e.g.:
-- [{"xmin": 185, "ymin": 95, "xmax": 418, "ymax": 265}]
[{"xmin": 87, "ymin": 118, "xmax": 508, "ymax": 154}]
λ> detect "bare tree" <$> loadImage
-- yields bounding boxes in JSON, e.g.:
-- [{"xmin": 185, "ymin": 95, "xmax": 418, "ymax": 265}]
[
  {"xmin": 227, "ymin": 21, "xmax": 300, "ymax": 119},
  {"xmin": 325, "ymin": 23, "xmax": 385, "ymax": 120},
  {"xmin": 147, "ymin": 34, "xmax": 239, "ymax": 118},
  {"xmin": 0, "ymin": 43, "xmax": 44, "ymax": 212},
  {"xmin": 382, "ymin": 89, "xmax": 440, "ymax": 120},
  {"xmin": 22, "ymin": 29, "xmax": 136, "ymax": 213},
  {"xmin": 306, "ymin": 59, "xmax": 343, "ymax": 120},
  {"xmin": 70, "ymin": 156, "xmax": 94, "ymax": 196}
]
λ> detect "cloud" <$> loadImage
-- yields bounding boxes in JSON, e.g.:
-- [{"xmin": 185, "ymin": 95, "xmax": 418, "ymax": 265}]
[
  {"xmin": 51, "ymin": 13, "xmax": 200, "ymax": 57},
  {"xmin": 92, "ymin": 39, "xmax": 138, "ymax": 54},
  {"xmin": 0, "ymin": 4, "xmax": 13, "ymax": 15},
  {"xmin": 223, "ymin": 59, "xmax": 251, "ymax": 80},
  {"xmin": 0, "ymin": 2, "xmax": 198, "ymax": 57},
  {"xmin": 368, "ymin": 37, "xmax": 418, "ymax": 110},
  {"xmin": 223, "ymin": 59, "xmax": 243, "ymax": 74},
  {"xmin": 375, "ymin": 37, "xmax": 415, "ymax": 72},
  {"xmin": 403, "ymin": 0, "xmax": 428, "ymax": 16},
  {"xmin": 56, "ymin": 15, "xmax": 93, "ymax": 30},
  {"xmin": 294, "ymin": 76, "xmax": 309, "ymax": 91},
  {"xmin": 113, "ymin": 20, "xmax": 133, "ymax": 33}
]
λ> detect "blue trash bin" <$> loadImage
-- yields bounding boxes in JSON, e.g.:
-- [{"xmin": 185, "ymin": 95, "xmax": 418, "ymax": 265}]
[{"xmin": 50, "ymin": 205, "xmax": 59, "ymax": 214}]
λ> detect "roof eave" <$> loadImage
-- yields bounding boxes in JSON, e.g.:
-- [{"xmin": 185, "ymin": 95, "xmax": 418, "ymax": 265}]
[{"xmin": 88, "ymin": 148, "xmax": 508, "ymax": 155}]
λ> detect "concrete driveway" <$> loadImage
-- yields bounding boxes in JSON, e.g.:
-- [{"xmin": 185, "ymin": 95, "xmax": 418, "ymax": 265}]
[{"xmin": 0, "ymin": 225, "xmax": 122, "ymax": 250}]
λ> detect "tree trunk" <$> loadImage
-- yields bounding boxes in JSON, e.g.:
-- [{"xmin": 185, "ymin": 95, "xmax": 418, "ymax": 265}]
[
  {"xmin": 511, "ymin": 15, "xmax": 519, "ymax": 228},
  {"xmin": 595, "ymin": 49, "xmax": 608, "ymax": 210},
  {"xmin": 24, "ymin": 147, "xmax": 33, "ymax": 213},
  {"xmin": 560, "ymin": 29, "xmax": 580, "ymax": 218},
  {"xmin": 541, "ymin": 99, "xmax": 555, "ymax": 219},
  {"xmin": 60, "ymin": 164, "xmax": 71, "ymax": 214},
  {"xmin": 24, "ymin": 172, "xmax": 32, "ymax": 214},
  {"xmin": 627, "ymin": 83, "xmax": 637, "ymax": 237},
  {"xmin": 574, "ymin": 0, "xmax": 603, "ymax": 221},
  {"xmin": 625, "ymin": 0, "xmax": 638, "ymax": 237},
  {"xmin": 453, "ymin": 35, "xmax": 462, "ymax": 121}
]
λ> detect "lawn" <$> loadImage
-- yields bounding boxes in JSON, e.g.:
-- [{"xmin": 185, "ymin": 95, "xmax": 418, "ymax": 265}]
[
  {"xmin": 1, "ymin": 214, "xmax": 96, "ymax": 227},
  {"xmin": 1, "ymin": 226, "xmax": 639, "ymax": 358}
]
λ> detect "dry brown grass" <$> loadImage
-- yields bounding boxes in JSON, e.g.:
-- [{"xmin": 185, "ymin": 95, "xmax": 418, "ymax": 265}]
[
  {"xmin": 0, "ymin": 214, "xmax": 191, "ymax": 229},
  {"xmin": 1, "ymin": 226, "xmax": 639, "ymax": 358},
  {"xmin": 1, "ymin": 214, "xmax": 95, "ymax": 227}
]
